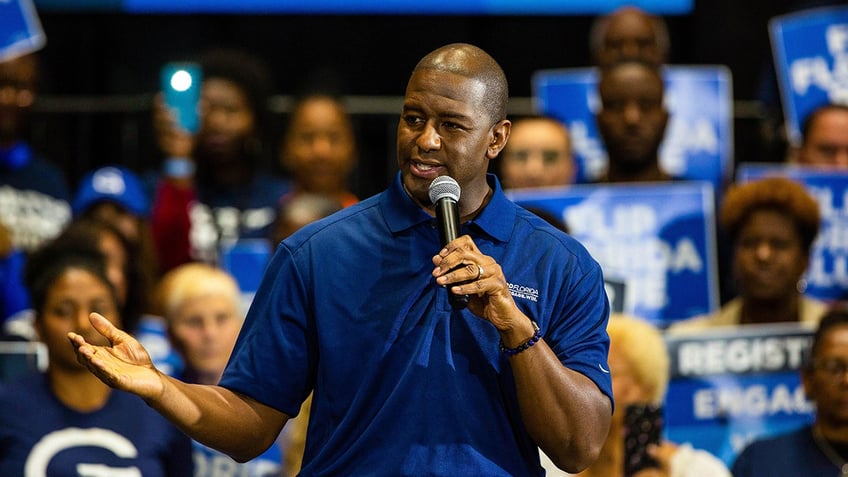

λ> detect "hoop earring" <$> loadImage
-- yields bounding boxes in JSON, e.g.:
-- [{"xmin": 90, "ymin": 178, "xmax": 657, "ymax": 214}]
[{"xmin": 797, "ymin": 278, "xmax": 808, "ymax": 294}]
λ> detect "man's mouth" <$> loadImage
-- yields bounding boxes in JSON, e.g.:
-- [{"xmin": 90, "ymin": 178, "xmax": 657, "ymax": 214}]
[{"xmin": 410, "ymin": 160, "xmax": 446, "ymax": 177}]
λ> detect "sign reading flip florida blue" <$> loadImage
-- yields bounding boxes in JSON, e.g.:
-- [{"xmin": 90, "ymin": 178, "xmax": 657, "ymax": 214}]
[
  {"xmin": 737, "ymin": 162, "xmax": 848, "ymax": 302},
  {"xmin": 508, "ymin": 181, "xmax": 719, "ymax": 327},
  {"xmin": 770, "ymin": 5, "xmax": 848, "ymax": 146},
  {"xmin": 664, "ymin": 323, "xmax": 816, "ymax": 468},
  {"xmin": 532, "ymin": 66, "xmax": 733, "ymax": 191},
  {"xmin": 0, "ymin": 0, "xmax": 46, "ymax": 61}
]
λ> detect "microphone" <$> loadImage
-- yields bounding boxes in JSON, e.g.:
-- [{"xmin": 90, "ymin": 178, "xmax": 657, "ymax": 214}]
[{"xmin": 429, "ymin": 176, "xmax": 470, "ymax": 310}]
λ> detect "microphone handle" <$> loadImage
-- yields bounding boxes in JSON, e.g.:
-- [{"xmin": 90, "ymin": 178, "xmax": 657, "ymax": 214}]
[{"xmin": 435, "ymin": 198, "xmax": 470, "ymax": 310}]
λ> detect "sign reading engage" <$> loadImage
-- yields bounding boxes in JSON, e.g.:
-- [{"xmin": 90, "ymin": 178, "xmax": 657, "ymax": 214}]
[
  {"xmin": 532, "ymin": 65, "xmax": 733, "ymax": 191},
  {"xmin": 770, "ymin": 5, "xmax": 848, "ymax": 146},
  {"xmin": 665, "ymin": 323, "xmax": 816, "ymax": 468},
  {"xmin": 509, "ymin": 181, "xmax": 719, "ymax": 327}
]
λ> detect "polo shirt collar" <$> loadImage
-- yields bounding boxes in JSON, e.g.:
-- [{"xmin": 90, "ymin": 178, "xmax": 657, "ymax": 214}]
[
  {"xmin": 381, "ymin": 173, "xmax": 515, "ymax": 243},
  {"xmin": 472, "ymin": 174, "xmax": 515, "ymax": 243}
]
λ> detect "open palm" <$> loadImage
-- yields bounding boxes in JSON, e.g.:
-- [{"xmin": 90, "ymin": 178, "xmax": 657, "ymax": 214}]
[{"xmin": 68, "ymin": 312, "xmax": 166, "ymax": 400}]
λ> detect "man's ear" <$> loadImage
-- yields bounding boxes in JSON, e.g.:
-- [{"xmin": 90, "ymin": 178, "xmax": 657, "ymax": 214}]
[
  {"xmin": 786, "ymin": 144, "xmax": 803, "ymax": 164},
  {"xmin": 487, "ymin": 119, "xmax": 511, "ymax": 159},
  {"xmin": 658, "ymin": 107, "xmax": 670, "ymax": 139}
]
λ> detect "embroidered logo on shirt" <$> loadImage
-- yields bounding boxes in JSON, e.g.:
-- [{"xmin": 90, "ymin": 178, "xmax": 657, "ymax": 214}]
[{"xmin": 508, "ymin": 283, "xmax": 539, "ymax": 303}]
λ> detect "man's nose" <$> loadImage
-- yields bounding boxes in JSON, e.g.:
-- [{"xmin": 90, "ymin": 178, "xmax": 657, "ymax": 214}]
[{"xmin": 416, "ymin": 122, "xmax": 441, "ymax": 151}]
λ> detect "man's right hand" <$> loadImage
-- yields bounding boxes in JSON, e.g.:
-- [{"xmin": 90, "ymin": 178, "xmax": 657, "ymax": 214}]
[{"xmin": 68, "ymin": 312, "xmax": 166, "ymax": 401}]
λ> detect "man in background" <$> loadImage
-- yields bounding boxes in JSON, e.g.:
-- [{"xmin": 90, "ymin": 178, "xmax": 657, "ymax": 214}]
[
  {"xmin": 595, "ymin": 60, "xmax": 671, "ymax": 183},
  {"xmin": 498, "ymin": 115, "xmax": 576, "ymax": 190},
  {"xmin": 0, "ymin": 52, "xmax": 71, "ymax": 252},
  {"xmin": 589, "ymin": 5, "xmax": 670, "ymax": 68},
  {"xmin": 792, "ymin": 103, "xmax": 848, "ymax": 168}
]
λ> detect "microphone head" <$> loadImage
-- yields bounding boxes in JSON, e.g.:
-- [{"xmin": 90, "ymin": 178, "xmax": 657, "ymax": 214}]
[{"xmin": 428, "ymin": 176, "xmax": 461, "ymax": 204}]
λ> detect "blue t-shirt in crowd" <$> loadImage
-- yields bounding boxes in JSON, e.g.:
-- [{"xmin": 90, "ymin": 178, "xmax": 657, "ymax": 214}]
[
  {"xmin": 220, "ymin": 173, "xmax": 613, "ymax": 476},
  {"xmin": 0, "ymin": 142, "xmax": 71, "ymax": 252},
  {"xmin": 0, "ymin": 373, "xmax": 193, "ymax": 476},
  {"xmin": 190, "ymin": 172, "xmax": 291, "ymax": 260},
  {"xmin": 732, "ymin": 425, "xmax": 844, "ymax": 476}
]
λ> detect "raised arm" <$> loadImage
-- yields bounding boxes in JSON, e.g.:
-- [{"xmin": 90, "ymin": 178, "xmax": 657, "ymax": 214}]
[
  {"xmin": 432, "ymin": 235, "xmax": 612, "ymax": 473},
  {"xmin": 68, "ymin": 312, "xmax": 289, "ymax": 462}
]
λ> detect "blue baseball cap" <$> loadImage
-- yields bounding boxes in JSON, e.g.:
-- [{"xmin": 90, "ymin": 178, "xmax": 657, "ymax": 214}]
[{"xmin": 73, "ymin": 166, "xmax": 150, "ymax": 217}]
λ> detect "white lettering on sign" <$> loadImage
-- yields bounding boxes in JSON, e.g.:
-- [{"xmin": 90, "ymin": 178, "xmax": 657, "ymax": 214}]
[
  {"xmin": 692, "ymin": 384, "xmax": 813, "ymax": 420},
  {"xmin": 676, "ymin": 336, "xmax": 810, "ymax": 376},
  {"xmin": 789, "ymin": 24, "xmax": 848, "ymax": 104}
]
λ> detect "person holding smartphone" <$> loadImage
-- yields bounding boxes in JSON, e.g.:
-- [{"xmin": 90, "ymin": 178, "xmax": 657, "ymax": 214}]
[
  {"xmin": 566, "ymin": 314, "xmax": 729, "ymax": 477},
  {"xmin": 150, "ymin": 48, "xmax": 290, "ymax": 273}
]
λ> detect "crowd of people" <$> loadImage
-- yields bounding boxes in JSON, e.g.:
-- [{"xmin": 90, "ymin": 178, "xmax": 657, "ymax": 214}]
[{"xmin": 1, "ymin": 3, "xmax": 848, "ymax": 476}]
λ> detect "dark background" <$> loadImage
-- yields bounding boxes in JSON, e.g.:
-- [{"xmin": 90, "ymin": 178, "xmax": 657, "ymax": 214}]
[{"xmin": 27, "ymin": 0, "xmax": 823, "ymax": 198}]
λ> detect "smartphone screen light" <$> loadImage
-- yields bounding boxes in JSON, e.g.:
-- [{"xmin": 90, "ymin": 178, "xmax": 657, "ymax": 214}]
[{"xmin": 170, "ymin": 70, "xmax": 194, "ymax": 92}]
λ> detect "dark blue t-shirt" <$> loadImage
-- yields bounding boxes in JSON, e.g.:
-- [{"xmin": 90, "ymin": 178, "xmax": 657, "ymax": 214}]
[
  {"xmin": 0, "ymin": 373, "xmax": 193, "ymax": 476},
  {"xmin": 732, "ymin": 425, "xmax": 844, "ymax": 476},
  {"xmin": 0, "ymin": 144, "xmax": 71, "ymax": 252},
  {"xmin": 220, "ymin": 173, "xmax": 613, "ymax": 476}
]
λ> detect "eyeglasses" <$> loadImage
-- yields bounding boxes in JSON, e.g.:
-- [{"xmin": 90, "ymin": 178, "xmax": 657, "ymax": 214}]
[{"xmin": 812, "ymin": 359, "xmax": 848, "ymax": 379}]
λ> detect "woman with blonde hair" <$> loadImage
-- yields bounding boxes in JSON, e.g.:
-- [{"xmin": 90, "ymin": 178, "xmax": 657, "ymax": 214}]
[
  {"xmin": 571, "ymin": 314, "xmax": 729, "ymax": 477},
  {"xmin": 157, "ymin": 262, "xmax": 283, "ymax": 476}
]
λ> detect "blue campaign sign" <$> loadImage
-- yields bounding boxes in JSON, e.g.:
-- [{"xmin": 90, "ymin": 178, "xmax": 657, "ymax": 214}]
[
  {"xmin": 664, "ymin": 323, "xmax": 816, "ymax": 468},
  {"xmin": 0, "ymin": 0, "xmax": 45, "ymax": 61},
  {"xmin": 508, "ymin": 181, "xmax": 719, "ymax": 327},
  {"xmin": 737, "ymin": 162, "xmax": 848, "ymax": 302},
  {"xmin": 769, "ymin": 5, "xmax": 848, "ymax": 146},
  {"xmin": 532, "ymin": 65, "xmax": 734, "ymax": 191}
]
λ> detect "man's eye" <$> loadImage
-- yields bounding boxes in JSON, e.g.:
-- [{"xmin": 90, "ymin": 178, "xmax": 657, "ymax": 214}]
[
  {"xmin": 770, "ymin": 239, "xmax": 793, "ymax": 251},
  {"xmin": 603, "ymin": 100, "xmax": 625, "ymax": 111},
  {"xmin": 404, "ymin": 115, "xmax": 423, "ymax": 126},
  {"xmin": 638, "ymin": 99, "xmax": 662, "ymax": 111}
]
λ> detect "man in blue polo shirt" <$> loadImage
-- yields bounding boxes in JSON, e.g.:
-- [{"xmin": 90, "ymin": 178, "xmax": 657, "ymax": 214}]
[{"xmin": 69, "ymin": 43, "xmax": 614, "ymax": 476}]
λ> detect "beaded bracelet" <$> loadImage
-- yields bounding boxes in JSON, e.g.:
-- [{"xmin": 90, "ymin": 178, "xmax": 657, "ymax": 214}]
[{"xmin": 499, "ymin": 321, "xmax": 542, "ymax": 357}]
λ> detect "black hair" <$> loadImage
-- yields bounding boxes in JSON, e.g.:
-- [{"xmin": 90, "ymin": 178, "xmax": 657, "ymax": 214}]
[
  {"xmin": 284, "ymin": 92, "xmax": 352, "ymax": 136},
  {"xmin": 199, "ymin": 48, "xmax": 274, "ymax": 135},
  {"xmin": 24, "ymin": 243, "xmax": 118, "ymax": 322},
  {"xmin": 52, "ymin": 218, "xmax": 147, "ymax": 333},
  {"xmin": 804, "ymin": 303, "xmax": 848, "ymax": 370}
]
